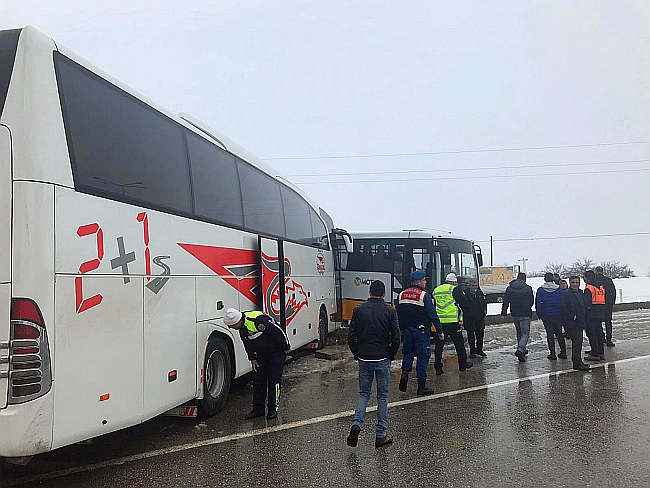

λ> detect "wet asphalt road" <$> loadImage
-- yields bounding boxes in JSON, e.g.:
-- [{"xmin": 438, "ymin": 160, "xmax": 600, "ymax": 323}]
[{"xmin": 2, "ymin": 309, "xmax": 650, "ymax": 487}]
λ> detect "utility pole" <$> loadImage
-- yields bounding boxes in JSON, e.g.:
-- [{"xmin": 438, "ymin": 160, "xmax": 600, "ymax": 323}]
[
  {"xmin": 490, "ymin": 235, "xmax": 493, "ymax": 266},
  {"xmin": 519, "ymin": 257, "xmax": 528, "ymax": 274}
]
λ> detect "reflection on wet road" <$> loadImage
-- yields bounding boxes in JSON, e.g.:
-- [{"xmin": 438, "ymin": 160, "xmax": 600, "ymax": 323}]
[{"xmin": 2, "ymin": 310, "xmax": 650, "ymax": 487}]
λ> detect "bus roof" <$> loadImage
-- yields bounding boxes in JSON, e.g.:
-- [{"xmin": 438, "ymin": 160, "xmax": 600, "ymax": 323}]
[
  {"xmin": 351, "ymin": 230, "xmax": 474, "ymax": 242},
  {"xmin": 12, "ymin": 25, "xmax": 326, "ymax": 215}
]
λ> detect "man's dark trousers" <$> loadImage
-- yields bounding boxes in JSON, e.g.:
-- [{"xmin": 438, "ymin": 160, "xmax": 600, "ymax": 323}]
[
  {"xmin": 541, "ymin": 315, "xmax": 566, "ymax": 355},
  {"xmin": 568, "ymin": 328, "xmax": 586, "ymax": 367},
  {"xmin": 252, "ymin": 351, "xmax": 286, "ymax": 413},
  {"xmin": 602, "ymin": 308, "xmax": 613, "ymax": 343},
  {"xmin": 586, "ymin": 318, "xmax": 604, "ymax": 357},
  {"xmin": 401, "ymin": 327, "xmax": 431, "ymax": 380},
  {"xmin": 434, "ymin": 322, "xmax": 468, "ymax": 369}
]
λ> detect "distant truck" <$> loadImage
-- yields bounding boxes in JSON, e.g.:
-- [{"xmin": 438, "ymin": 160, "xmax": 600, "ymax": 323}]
[{"xmin": 479, "ymin": 265, "xmax": 521, "ymax": 303}]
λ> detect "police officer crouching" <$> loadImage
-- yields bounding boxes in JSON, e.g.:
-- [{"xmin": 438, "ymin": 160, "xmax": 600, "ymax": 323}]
[
  {"xmin": 224, "ymin": 308, "xmax": 291, "ymax": 420},
  {"xmin": 397, "ymin": 270, "xmax": 443, "ymax": 395}
]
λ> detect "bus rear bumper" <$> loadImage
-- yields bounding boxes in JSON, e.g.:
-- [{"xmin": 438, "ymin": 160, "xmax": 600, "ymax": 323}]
[{"xmin": 0, "ymin": 389, "xmax": 53, "ymax": 457}]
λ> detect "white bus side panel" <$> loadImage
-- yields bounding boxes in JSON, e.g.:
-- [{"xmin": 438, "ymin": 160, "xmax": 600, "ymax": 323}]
[
  {"xmin": 4, "ymin": 181, "xmax": 55, "ymax": 454},
  {"xmin": 0, "ymin": 126, "xmax": 10, "ymax": 285},
  {"xmin": 143, "ymin": 276, "xmax": 196, "ymax": 416},
  {"xmin": 3, "ymin": 27, "xmax": 73, "ymax": 187},
  {"xmin": 53, "ymin": 275, "xmax": 144, "ymax": 449},
  {"xmin": 0, "ymin": 127, "xmax": 9, "ymax": 409}
]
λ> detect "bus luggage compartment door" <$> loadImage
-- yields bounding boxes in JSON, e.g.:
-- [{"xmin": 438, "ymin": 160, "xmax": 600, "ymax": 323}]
[{"xmin": 0, "ymin": 126, "xmax": 11, "ymax": 409}]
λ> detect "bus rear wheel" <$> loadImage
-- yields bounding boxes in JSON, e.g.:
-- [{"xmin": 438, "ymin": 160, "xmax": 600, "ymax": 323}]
[{"xmin": 199, "ymin": 335, "xmax": 232, "ymax": 417}]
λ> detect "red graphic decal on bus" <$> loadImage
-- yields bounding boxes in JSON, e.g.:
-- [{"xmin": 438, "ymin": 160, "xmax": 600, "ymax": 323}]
[
  {"xmin": 75, "ymin": 223, "xmax": 104, "ymax": 313},
  {"xmin": 178, "ymin": 244, "xmax": 259, "ymax": 305},
  {"xmin": 261, "ymin": 253, "xmax": 308, "ymax": 325},
  {"xmin": 178, "ymin": 244, "xmax": 308, "ymax": 324}
]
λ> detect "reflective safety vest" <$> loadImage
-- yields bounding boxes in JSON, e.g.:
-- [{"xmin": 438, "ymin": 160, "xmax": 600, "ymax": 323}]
[
  {"xmin": 243, "ymin": 310, "xmax": 267, "ymax": 340},
  {"xmin": 585, "ymin": 284, "xmax": 606, "ymax": 305},
  {"xmin": 433, "ymin": 283, "xmax": 458, "ymax": 323}
]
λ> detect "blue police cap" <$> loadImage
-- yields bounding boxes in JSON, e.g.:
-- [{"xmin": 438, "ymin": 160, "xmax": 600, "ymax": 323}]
[{"xmin": 410, "ymin": 270, "xmax": 426, "ymax": 280}]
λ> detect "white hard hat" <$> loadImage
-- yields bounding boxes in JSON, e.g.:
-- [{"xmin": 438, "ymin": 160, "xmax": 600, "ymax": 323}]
[
  {"xmin": 224, "ymin": 308, "xmax": 243, "ymax": 326},
  {"xmin": 446, "ymin": 273, "xmax": 458, "ymax": 282}
]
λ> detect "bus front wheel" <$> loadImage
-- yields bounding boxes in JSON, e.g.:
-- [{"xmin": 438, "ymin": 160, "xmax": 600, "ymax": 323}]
[
  {"xmin": 199, "ymin": 335, "xmax": 233, "ymax": 417},
  {"xmin": 318, "ymin": 308, "xmax": 328, "ymax": 349}
]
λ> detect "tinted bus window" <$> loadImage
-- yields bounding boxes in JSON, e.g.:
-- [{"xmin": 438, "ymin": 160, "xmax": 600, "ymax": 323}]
[
  {"xmin": 187, "ymin": 131, "xmax": 244, "ymax": 227},
  {"xmin": 54, "ymin": 53, "xmax": 192, "ymax": 214},
  {"xmin": 281, "ymin": 186, "xmax": 312, "ymax": 244},
  {"xmin": 0, "ymin": 29, "xmax": 21, "ymax": 116},
  {"xmin": 310, "ymin": 208, "xmax": 329, "ymax": 250},
  {"xmin": 238, "ymin": 159, "xmax": 286, "ymax": 237}
]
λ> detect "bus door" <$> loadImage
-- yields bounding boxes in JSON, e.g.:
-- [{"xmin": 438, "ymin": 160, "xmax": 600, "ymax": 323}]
[
  {"xmin": 259, "ymin": 236, "xmax": 286, "ymax": 330},
  {"xmin": 0, "ymin": 125, "xmax": 10, "ymax": 408}
]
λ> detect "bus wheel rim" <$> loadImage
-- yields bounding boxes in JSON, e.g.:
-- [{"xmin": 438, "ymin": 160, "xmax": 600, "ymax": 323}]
[{"xmin": 206, "ymin": 349, "xmax": 226, "ymax": 397}]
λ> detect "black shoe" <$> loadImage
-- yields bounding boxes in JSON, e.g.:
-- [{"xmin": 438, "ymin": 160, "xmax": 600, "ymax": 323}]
[
  {"xmin": 459, "ymin": 361, "xmax": 473, "ymax": 371},
  {"xmin": 375, "ymin": 435, "xmax": 393, "ymax": 447},
  {"xmin": 523, "ymin": 350, "xmax": 529, "ymax": 356},
  {"xmin": 435, "ymin": 368, "xmax": 444, "ymax": 376},
  {"xmin": 398, "ymin": 370, "xmax": 409, "ymax": 392},
  {"xmin": 606, "ymin": 342, "xmax": 615, "ymax": 347},
  {"xmin": 266, "ymin": 410, "xmax": 278, "ymax": 420},
  {"xmin": 558, "ymin": 352, "xmax": 568, "ymax": 359},
  {"xmin": 515, "ymin": 350, "xmax": 526, "ymax": 362},
  {"xmin": 547, "ymin": 353, "xmax": 557, "ymax": 360},
  {"xmin": 469, "ymin": 353, "xmax": 476, "ymax": 359},
  {"xmin": 573, "ymin": 363, "xmax": 591, "ymax": 371},
  {"xmin": 244, "ymin": 408, "xmax": 265, "ymax": 420},
  {"xmin": 584, "ymin": 355, "xmax": 601, "ymax": 362},
  {"xmin": 476, "ymin": 351, "xmax": 488, "ymax": 357},
  {"xmin": 417, "ymin": 379, "xmax": 435, "ymax": 395},
  {"xmin": 347, "ymin": 425, "xmax": 361, "ymax": 447}
]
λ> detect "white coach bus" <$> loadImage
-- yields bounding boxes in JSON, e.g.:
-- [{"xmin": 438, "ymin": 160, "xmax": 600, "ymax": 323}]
[{"xmin": 0, "ymin": 27, "xmax": 348, "ymax": 457}]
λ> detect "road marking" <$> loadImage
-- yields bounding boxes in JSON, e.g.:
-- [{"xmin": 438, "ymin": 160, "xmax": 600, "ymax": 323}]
[{"xmin": 5, "ymin": 354, "xmax": 650, "ymax": 487}]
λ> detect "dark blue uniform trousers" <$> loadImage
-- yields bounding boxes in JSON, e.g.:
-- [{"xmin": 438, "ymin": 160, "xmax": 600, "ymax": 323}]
[{"xmin": 401, "ymin": 327, "xmax": 431, "ymax": 380}]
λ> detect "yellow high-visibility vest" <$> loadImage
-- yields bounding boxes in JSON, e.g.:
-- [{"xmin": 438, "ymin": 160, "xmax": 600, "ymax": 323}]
[{"xmin": 433, "ymin": 283, "xmax": 458, "ymax": 323}]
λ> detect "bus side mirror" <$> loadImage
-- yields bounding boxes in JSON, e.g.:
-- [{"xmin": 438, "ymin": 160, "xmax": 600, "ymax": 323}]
[
  {"xmin": 343, "ymin": 234, "xmax": 353, "ymax": 254},
  {"xmin": 477, "ymin": 253, "xmax": 483, "ymax": 267}
]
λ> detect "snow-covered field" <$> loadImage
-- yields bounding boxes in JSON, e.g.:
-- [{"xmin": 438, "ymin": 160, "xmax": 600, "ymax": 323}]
[{"xmin": 487, "ymin": 276, "xmax": 650, "ymax": 315}]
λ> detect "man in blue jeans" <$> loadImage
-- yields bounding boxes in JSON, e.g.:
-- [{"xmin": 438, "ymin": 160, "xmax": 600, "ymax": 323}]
[
  {"xmin": 501, "ymin": 272, "xmax": 534, "ymax": 362},
  {"xmin": 347, "ymin": 280, "xmax": 401, "ymax": 448}
]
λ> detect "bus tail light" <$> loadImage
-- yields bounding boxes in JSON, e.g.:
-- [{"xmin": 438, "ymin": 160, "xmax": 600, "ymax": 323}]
[{"xmin": 2, "ymin": 298, "xmax": 53, "ymax": 404}]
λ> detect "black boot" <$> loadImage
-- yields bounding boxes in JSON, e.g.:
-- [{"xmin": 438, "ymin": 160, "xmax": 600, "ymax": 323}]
[
  {"xmin": 417, "ymin": 379, "xmax": 434, "ymax": 395},
  {"xmin": 244, "ymin": 408, "xmax": 265, "ymax": 420},
  {"xmin": 398, "ymin": 370, "xmax": 410, "ymax": 392}
]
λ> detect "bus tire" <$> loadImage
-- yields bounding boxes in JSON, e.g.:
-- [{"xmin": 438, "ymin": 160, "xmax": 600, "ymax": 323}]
[
  {"xmin": 199, "ymin": 335, "xmax": 233, "ymax": 417},
  {"xmin": 318, "ymin": 307, "xmax": 328, "ymax": 349}
]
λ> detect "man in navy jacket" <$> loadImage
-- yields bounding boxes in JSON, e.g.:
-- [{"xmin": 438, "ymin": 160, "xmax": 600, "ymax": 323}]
[
  {"xmin": 535, "ymin": 272, "xmax": 567, "ymax": 360},
  {"xmin": 501, "ymin": 272, "xmax": 534, "ymax": 362}
]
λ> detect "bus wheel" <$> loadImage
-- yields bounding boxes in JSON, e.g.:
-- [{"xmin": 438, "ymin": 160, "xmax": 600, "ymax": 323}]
[
  {"xmin": 199, "ymin": 335, "xmax": 233, "ymax": 417},
  {"xmin": 318, "ymin": 308, "xmax": 328, "ymax": 349}
]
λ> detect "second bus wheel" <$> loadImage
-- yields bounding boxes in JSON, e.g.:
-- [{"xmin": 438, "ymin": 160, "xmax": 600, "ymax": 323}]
[
  {"xmin": 198, "ymin": 335, "xmax": 233, "ymax": 417},
  {"xmin": 318, "ymin": 308, "xmax": 328, "ymax": 349}
]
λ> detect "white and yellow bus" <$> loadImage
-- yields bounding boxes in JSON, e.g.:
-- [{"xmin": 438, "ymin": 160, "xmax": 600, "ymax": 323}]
[{"xmin": 0, "ymin": 26, "xmax": 347, "ymax": 457}]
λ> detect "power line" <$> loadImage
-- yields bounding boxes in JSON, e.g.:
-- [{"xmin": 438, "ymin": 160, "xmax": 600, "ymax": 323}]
[
  {"xmin": 474, "ymin": 232, "xmax": 650, "ymax": 243},
  {"xmin": 291, "ymin": 166, "xmax": 650, "ymax": 185},
  {"xmin": 264, "ymin": 141, "xmax": 649, "ymax": 161},
  {"xmin": 286, "ymin": 158, "xmax": 650, "ymax": 178}
]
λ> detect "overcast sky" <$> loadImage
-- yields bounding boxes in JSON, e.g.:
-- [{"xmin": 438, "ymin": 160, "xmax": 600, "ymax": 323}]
[{"xmin": 3, "ymin": 1, "xmax": 649, "ymax": 275}]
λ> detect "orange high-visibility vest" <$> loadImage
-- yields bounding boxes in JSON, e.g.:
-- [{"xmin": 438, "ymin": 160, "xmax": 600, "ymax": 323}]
[{"xmin": 585, "ymin": 284, "xmax": 606, "ymax": 305}]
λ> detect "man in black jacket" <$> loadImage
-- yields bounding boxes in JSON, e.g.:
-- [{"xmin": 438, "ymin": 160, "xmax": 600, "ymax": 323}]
[
  {"xmin": 455, "ymin": 279, "xmax": 488, "ymax": 358},
  {"xmin": 559, "ymin": 276, "xmax": 590, "ymax": 371},
  {"xmin": 347, "ymin": 280, "xmax": 401, "ymax": 448},
  {"xmin": 501, "ymin": 272, "xmax": 534, "ymax": 362},
  {"xmin": 594, "ymin": 266, "xmax": 616, "ymax": 346}
]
